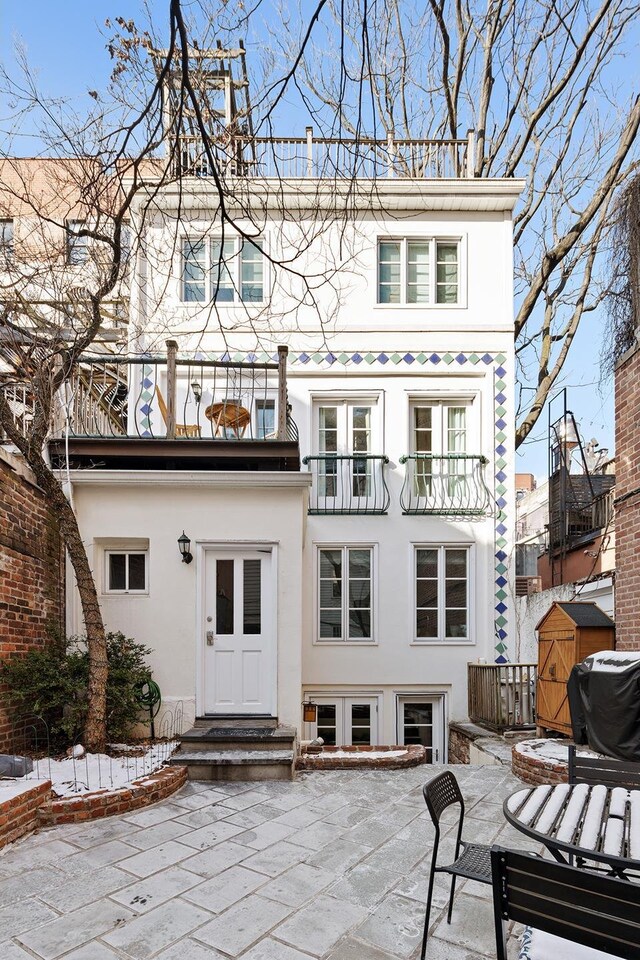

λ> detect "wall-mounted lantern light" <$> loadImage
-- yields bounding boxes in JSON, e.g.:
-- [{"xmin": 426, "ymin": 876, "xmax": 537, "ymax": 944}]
[
  {"xmin": 303, "ymin": 701, "xmax": 317, "ymax": 723},
  {"xmin": 191, "ymin": 382, "xmax": 202, "ymax": 404},
  {"xmin": 178, "ymin": 531, "xmax": 193, "ymax": 564}
]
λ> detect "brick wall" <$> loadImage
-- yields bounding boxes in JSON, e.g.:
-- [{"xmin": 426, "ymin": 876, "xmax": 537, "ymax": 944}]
[
  {"xmin": 0, "ymin": 450, "xmax": 64, "ymax": 749},
  {"xmin": 614, "ymin": 345, "xmax": 640, "ymax": 650}
]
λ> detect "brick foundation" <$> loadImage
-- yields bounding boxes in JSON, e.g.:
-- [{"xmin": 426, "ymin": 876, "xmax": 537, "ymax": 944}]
[
  {"xmin": 448, "ymin": 725, "xmax": 472, "ymax": 764},
  {"xmin": 511, "ymin": 743, "xmax": 569, "ymax": 785},
  {"xmin": 0, "ymin": 781, "xmax": 53, "ymax": 849},
  {"xmin": 615, "ymin": 345, "xmax": 640, "ymax": 650},
  {"xmin": 296, "ymin": 744, "xmax": 425, "ymax": 770},
  {"xmin": 0, "ymin": 450, "xmax": 64, "ymax": 750}
]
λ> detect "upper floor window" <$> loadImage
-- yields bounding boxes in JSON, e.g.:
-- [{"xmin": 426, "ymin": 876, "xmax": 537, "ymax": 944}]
[
  {"xmin": 315, "ymin": 399, "xmax": 378, "ymax": 499},
  {"xmin": 0, "ymin": 219, "xmax": 13, "ymax": 261},
  {"xmin": 411, "ymin": 400, "xmax": 468, "ymax": 497},
  {"xmin": 181, "ymin": 236, "xmax": 264, "ymax": 304},
  {"xmin": 66, "ymin": 220, "xmax": 88, "ymax": 265},
  {"xmin": 415, "ymin": 545, "xmax": 470, "ymax": 642},
  {"xmin": 377, "ymin": 238, "xmax": 460, "ymax": 305}
]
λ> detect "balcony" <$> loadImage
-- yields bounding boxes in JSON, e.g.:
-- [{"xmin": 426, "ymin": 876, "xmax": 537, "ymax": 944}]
[
  {"xmin": 174, "ymin": 129, "xmax": 475, "ymax": 181},
  {"xmin": 399, "ymin": 454, "xmax": 492, "ymax": 516},
  {"xmin": 42, "ymin": 343, "xmax": 299, "ymax": 471},
  {"xmin": 302, "ymin": 454, "xmax": 390, "ymax": 515}
]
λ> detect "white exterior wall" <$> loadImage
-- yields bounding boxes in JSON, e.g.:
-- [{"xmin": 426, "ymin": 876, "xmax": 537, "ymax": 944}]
[
  {"xmin": 82, "ymin": 175, "xmax": 524, "ymax": 747},
  {"xmin": 67, "ymin": 472, "xmax": 309, "ymax": 731}
]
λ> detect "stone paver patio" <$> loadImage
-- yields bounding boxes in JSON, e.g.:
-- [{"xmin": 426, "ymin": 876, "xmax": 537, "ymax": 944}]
[{"xmin": 0, "ymin": 764, "xmax": 535, "ymax": 959}]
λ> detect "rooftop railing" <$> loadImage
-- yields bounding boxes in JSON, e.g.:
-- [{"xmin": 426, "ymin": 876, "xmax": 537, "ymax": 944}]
[
  {"xmin": 399, "ymin": 453, "xmax": 492, "ymax": 516},
  {"xmin": 174, "ymin": 128, "xmax": 475, "ymax": 180},
  {"xmin": 52, "ymin": 342, "xmax": 297, "ymax": 442}
]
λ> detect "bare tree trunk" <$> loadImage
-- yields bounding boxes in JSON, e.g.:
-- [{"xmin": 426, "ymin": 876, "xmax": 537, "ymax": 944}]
[{"xmin": 8, "ymin": 440, "xmax": 108, "ymax": 751}]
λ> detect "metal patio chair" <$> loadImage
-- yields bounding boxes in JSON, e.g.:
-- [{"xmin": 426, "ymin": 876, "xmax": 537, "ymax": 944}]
[{"xmin": 421, "ymin": 771, "xmax": 492, "ymax": 959}]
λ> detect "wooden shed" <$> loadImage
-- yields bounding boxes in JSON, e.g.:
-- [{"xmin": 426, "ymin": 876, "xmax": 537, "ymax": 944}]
[{"xmin": 536, "ymin": 602, "xmax": 615, "ymax": 736}]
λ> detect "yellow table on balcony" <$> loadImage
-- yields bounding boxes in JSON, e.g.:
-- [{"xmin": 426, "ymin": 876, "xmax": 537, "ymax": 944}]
[{"xmin": 205, "ymin": 401, "xmax": 251, "ymax": 438}]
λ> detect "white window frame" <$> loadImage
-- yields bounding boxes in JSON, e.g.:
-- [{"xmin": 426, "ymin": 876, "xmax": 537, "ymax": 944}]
[
  {"xmin": 315, "ymin": 543, "xmax": 377, "ymax": 644},
  {"xmin": 180, "ymin": 234, "xmax": 266, "ymax": 305},
  {"xmin": 304, "ymin": 694, "xmax": 381, "ymax": 746},
  {"xmin": 311, "ymin": 395, "xmax": 382, "ymax": 510},
  {"xmin": 376, "ymin": 236, "xmax": 463, "ymax": 307},
  {"xmin": 1, "ymin": 219, "xmax": 14, "ymax": 261},
  {"xmin": 412, "ymin": 543, "xmax": 474, "ymax": 644},
  {"xmin": 66, "ymin": 219, "xmax": 89, "ymax": 266},
  {"xmin": 395, "ymin": 694, "xmax": 446, "ymax": 762},
  {"xmin": 104, "ymin": 550, "xmax": 148, "ymax": 595}
]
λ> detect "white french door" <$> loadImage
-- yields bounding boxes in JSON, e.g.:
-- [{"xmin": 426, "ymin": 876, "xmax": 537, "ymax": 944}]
[
  {"xmin": 306, "ymin": 695, "xmax": 379, "ymax": 745},
  {"xmin": 396, "ymin": 696, "xmax": 445, "ymax": 763},
  {"xmin": 202, "ymin": 549, "xmax": 274, "ymax": 714},
  {"xmin": 313, "ymin": 400, "xmax": 379, "ymax": 511}
]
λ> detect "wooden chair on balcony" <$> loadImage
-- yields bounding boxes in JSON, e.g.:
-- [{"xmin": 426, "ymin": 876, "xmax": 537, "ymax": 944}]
[
  {"xmin": 154, "ymin": 386, "xmax": 201, "ymax": 438},
  {"xmin": 204, "ymin": 400, "xmax": 251, "ymax": 438}
]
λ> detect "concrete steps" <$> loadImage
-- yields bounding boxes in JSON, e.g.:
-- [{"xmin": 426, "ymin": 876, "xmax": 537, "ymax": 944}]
[{"xmin": 171, "ymin": 717, "xmax": 296, "ymax": 781}]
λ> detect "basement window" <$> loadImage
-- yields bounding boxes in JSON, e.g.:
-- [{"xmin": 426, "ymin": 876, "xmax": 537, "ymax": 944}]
[{"xmin": 105, "ymin": 550, "xmax": 148, "ymax": 594}]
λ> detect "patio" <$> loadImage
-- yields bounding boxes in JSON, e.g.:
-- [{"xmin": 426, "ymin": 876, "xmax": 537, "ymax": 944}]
[{"xmin": 0, "ymin": 763, "xmax": 534, "ymax": 960}]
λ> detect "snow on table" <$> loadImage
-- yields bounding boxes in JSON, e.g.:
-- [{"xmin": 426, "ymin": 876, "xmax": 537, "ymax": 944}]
[{"xmin": 18, "ymin": 741, "xmax": 178, "ymax": 797}]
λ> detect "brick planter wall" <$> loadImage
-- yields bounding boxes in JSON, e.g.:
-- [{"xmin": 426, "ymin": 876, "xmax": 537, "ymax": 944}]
[
  {"xmin": 615, "ymin": 344, "xmax": 640, "ymax": 651},
  {"xmin": 0, "ymin": 781, "xmax": 52, "ymax": 849},
  {"xmin": 37, "ymin": 764, "xmax": 188, "ymax": 827},
  {"xmin": 511, "ymin": 743, "xmax": 569, "ymax": 785},
  {"xmin": 0, "ymin": 451, "xmax": 64, "ymax": 751},
  {"xmin": 448, "ymin": 725, "xmax": 472, "ymax": 764},
  {"xmin": 296, "ymin": 744, "xmax": 425, "ymax": 770}
]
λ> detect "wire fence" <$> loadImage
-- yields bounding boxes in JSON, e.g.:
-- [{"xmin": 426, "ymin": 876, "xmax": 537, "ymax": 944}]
[{"xmin": 4, "ymin": 704, "xmax": 187, "ymax": 796}]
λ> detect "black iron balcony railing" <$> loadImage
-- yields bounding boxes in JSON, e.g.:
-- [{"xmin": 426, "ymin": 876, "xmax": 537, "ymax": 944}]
[
  {"xmin": 303, "ymin": 454, "xmax": 390, "ymax": 515},
  {"xmin": 49, "ymin": 342, "xmax": 297, "ymax": 442},
  {"xmin": 400, "ymin": 453, "xmax": 491, "ymax": 516}
]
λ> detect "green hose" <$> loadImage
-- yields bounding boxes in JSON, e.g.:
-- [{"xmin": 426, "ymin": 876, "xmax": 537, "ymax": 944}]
[{"xmin": 135, "ymin": 679, "xmax": 162, "ymax": 738}]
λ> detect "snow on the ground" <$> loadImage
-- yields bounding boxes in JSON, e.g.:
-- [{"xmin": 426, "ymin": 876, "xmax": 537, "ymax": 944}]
[
  {"xmin": 18, "ymin": 741, "xmax": 178, "ymax": 797},
  {"xmin": 312, "ymin": 749, "xmax": 408, "ymax": 759},
  {"xmin": 514, "ymin": 739, "xmax": 598, "ymax": 764}
]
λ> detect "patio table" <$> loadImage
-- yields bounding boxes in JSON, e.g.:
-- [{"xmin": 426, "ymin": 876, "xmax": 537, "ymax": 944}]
[{"xmin": 504, "ymin": 782, "xmax": 640, "ymax": 879}]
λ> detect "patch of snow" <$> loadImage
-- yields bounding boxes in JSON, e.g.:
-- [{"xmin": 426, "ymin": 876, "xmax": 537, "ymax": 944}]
[
  {"xmin": 526, "ymin": 927, "xmax": 625, "ymax": 960},
  {"xmin": 313, "ymin": 749, "xmax": 408, "ymax": 760},
  {"xmin": 535, "ymin": 784, "xmax": 570, "ymax": 834},
  {"xmin": 506, "ymin": 788, "xmax": 529, "ymax": 814},
  {"xmin": 0, "ymin": 780, "xmax": 49, "ymax": 803},
  {"xmin": 584, "ymin": 650, "xmax": 640, "ymax": 673},
  {"xmin": 629, "ymin": 791, "xmax": 640, "ymax": 860},
  {"xmin": 514, "ymin": 739, "xmax": 598, "ymax": 765},
  {"xmin": 517, "ymin": 784, "xmax": 552, "ymax": 826},
  {"xmin": 18, "ymin": 741, "xmax": 178, "ymax": 797},
  {"xmin": 570, "ymin": 783, "xmax": 603, "ymax": 848}
]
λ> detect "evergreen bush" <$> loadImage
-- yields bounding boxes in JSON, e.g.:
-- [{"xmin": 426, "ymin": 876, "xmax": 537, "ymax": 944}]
[{"xmin": 0, "ymin": 629, "xmax": 153, "ymax": 750}]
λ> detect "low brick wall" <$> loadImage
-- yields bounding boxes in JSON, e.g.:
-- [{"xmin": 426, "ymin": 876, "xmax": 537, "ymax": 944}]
[
  {"xmin": 296, "ymin": 745, "xmax": 425, "ymax": 771},
  {"xmin": 38, "ymin": 764, "xmax": 188, "ymax": 827},
  {"xmin": 511, "ymin": 743, "xmax": 569, "ymax": 785},
  {"xmin": 0, "ymin": 780, "xmax": 52, "ymax": 849},
  {"xmin": 449, "ymin": 724, "xmax": 472, "ymax": 764}
]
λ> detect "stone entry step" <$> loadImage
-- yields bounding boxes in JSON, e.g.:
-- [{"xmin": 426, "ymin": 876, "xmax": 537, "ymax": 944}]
[
  {"xmin": 179, "ymin": 725, "xmax": 296, "ymax": 752},
  {"xmin": 192, "ymin": 715, "xmax": 279, "ymax": 729},
  {"xmin": 169, "ymin": 749, "xmax": 295, "ymax": 781}
]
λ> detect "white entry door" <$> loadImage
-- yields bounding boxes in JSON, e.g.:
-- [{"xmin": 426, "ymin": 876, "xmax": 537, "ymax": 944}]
[
  {"xmin": 203, "ymin": 549, "xmax": 273, "ymax": 715},
  {"xmin": 307, "ymin": 696, "xmax": 379, "ymax": 745},
  {"xmin": 396, "ymin": 696, "xmax": 445, "ymax": 762}
]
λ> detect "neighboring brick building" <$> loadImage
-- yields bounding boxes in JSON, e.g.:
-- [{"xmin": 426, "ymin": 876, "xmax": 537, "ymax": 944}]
[
  {"xmin": 614, "ymin": 342, "xmax": 640, "ymax": 650},
  {"xmin": 0, "ymin": 448, "xmax": 64, "ymax": 749}
]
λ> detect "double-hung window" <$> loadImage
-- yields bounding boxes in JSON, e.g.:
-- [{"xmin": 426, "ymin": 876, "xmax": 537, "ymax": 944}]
[
  {"xmin": 66, "ymin": 220, "xmax": 88, "ymax": 265},
  {"xmin": 415, "ymin": 545, "xmax": 470, "ymax": 642},
  {"xmin": 377, "ymin": 238, "xmax": 460, "ymax": 304},
  {"xmin": 181, "ymin": 236, "xmax": 265, "ymax": 303},
  {"xmin": 318, "ymin": 546, "xmax": 373, "ymax": 641}
]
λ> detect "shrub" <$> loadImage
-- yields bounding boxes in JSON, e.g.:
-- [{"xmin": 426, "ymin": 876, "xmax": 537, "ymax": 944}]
[{"xmin": 0, "ymin": 629, "xmax": 153, "ymax": 750}]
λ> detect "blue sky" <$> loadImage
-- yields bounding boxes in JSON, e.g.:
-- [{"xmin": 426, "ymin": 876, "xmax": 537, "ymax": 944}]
[{"xmin": 0, "ymin": 1, "xmax": 617, "ymax": 479}]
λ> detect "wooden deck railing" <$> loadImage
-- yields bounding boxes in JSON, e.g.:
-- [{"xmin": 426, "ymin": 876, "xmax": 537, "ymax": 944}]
[{"xmin": 468, "ymin": 662, "xmax": 537, "ymax": 731}]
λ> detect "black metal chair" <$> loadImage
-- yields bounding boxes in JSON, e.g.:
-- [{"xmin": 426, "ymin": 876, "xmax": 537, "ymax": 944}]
[
  {"xmin": 421, "ymin": 771, "xmax": 492, "ymax": 959},
  {"xmin": 491, "ymin": 845, "xmax": 640, "ymax": 960},
  {"xmin": 568, "ymin": 743, "xmax": 640, "ymax": 789}
]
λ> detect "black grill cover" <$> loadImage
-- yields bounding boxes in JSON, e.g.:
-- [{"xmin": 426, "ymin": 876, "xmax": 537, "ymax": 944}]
[{"xmin": 568, "ymin": 651, "xmax": 640, "ymax": 761}]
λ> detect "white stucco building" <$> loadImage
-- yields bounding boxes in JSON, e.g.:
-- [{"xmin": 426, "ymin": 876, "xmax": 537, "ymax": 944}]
[{"xmin": 57, "ymin": 128, "xmax": 522, "ymax": 764}]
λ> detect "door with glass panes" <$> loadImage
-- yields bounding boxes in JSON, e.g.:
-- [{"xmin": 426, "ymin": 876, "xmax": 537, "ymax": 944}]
[
  {"xmin": 203, "ymin": 550, "xmax": 273, "ymax": 714},
  {"xmin": 396, "ymin": 696, "xmax": 444, "ymax": 762},
  {"xmin": 308, "ymin": 696, "xmax": 378, "ymax": 746},
  {"xmin": 314, "ymin": 400, "xmax": 378, "ymax": 512}
]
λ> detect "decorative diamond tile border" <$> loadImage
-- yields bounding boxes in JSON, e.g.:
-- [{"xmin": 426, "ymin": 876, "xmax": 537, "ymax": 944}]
[{"xmin": 204, "ymin": 349, "xmax": 511, "ymax": 662}]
